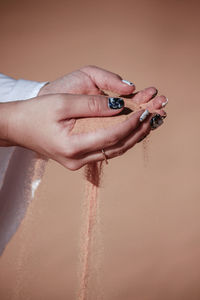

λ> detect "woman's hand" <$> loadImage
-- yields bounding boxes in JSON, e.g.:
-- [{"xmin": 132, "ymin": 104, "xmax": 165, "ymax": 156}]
[
  {"xmin": 0, "ymin": 66, "xmax": 167, "ymax": 170},
  {"xmin": 0, "ymin": 90, "xmax": 167, "ymax": 170},
  {"xmin": 38, "ymin": 65, "xmax": 136, "ymax": 97}
]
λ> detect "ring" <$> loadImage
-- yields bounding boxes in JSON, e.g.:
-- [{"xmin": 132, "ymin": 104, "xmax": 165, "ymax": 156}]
[{"xmin": 101, "ymin": 149, "xmax": 108, "ymax": 164}]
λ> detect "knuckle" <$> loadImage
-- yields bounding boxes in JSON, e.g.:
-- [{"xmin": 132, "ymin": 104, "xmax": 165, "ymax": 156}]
[{"xmin": 88, "ymin": 96, "xmax": 101, "ymax": 114}]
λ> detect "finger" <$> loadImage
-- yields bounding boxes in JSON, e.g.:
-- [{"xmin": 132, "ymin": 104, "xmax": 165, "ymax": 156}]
[
  {"xmin": 131, "ymin": 87, "xmax": 158, "ymax": 105},
  {"xmin": 69, "ymin": 109, "xmax": 150, "ymax": 156},
  {"xmin": 57, "ymin": 112, "xmax": 165, "ymax": 170},
  {"xmin": 152, "ymin": 109, "xmax": 167, "ymax": 118},
  {"xmin": 80, "ymin": 65, "xmax": 136, "ymax": 95},
  {"xmin": 59, "ymin": 94, "xmax": 125, "ymax": 118},
  {"xmin": 141, "ymin": 95, "xmax": 168, "ymax": 111},
  {"xmin": 77, "ymin": 115, "xmax": 153, "ymax": 166}
]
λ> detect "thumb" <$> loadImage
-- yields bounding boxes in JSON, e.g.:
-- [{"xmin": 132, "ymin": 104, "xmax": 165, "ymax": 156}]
[
  {"xmin": 80, "ymin": 65, "xmax": 136, "ymax": 95},
  {"xmin": 61, "ymin": 94, "xmax": 125, "ymax": 118}
]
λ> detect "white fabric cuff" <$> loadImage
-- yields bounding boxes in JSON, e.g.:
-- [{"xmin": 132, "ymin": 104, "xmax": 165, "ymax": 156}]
[
  {"xmin": 0, "ymin": 73, "xmax": 48, "ymax": 103},
  {"xmin": 7, "ymin": 79, "xmax": 48, "ymax": 102}
]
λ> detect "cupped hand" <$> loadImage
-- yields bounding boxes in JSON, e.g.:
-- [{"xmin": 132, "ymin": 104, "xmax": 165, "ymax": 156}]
[
  {"xmin": 38, "ymin": 65, "xmax": 136, "ymax": 96},
  {"xmin": 38, "ymin": 65, "xmax": 167, "ymax": 120},
  {"xmin": 0, "ymin": 66, "xmax": 168, "ymax": 170},
  {"xmin": 0, "ymin": 88, "xmax": 167, "ymax": 170},
  {"xmin": 37, "ymin": 66, "xmax": 168, "ymax": 165}
]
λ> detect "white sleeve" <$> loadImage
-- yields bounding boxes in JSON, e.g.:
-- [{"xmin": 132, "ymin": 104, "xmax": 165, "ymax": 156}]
[
  {"xmin": 0, "ymin": 73, "xmax": 47, "ymax": 102},
  {"xmin": 0, "ymin": 73, "xmax": 48, "ymax": 255}
]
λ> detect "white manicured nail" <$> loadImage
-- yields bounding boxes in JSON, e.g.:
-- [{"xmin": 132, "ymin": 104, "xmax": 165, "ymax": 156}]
[
  {"xmin": 162, "ymin": 98, "xmax": 168, "ymax": 107},
  {"xmin": 122, "ymin": 79, "xmax": 135, "ymax": 86},
  {"xmin": 139, "ymin": 109, "xmax": 150, "ymax": 122}
]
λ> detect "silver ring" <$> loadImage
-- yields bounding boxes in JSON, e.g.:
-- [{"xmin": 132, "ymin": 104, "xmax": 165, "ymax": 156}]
[{"xmin": 101, "ymin": 149, "xmax": 108, "ymax": 164}]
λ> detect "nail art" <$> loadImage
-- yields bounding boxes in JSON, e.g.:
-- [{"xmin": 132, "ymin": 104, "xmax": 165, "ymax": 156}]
[
  {"xmin": 108, "ymin": 97, "xmax": 124, "ymax": 109},
  {"xmin": 139, "ymin": 109, "xmax": 150, "ymax": 122},
  {"xmin": 122, "ymin": 79, "xmax": 135, "ymax": 86},
  {"xmin": 162, "ymin": 98, "xmax": 168, "ymax": 107},
  {"xmin": 150, "ymin": 114, "xmax": 164, "ymax": 130}
]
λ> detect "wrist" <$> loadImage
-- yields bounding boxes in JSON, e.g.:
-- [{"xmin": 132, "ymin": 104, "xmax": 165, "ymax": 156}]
[
  {"xmin": 38, "ymin": 82, "xmax": 50, "ymax": 96},
  {"xmin": 0, "ymin": 101, "xmax": 21, "ymax": 147}
]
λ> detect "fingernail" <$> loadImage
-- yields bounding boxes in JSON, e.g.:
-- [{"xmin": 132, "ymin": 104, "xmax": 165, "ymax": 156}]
[
  {"xmin": 162, "ymin": 98, "xmax": 168, "ymax": 107},
  {"xmin": 139, "ymin": 109, "xmax": 150, "ymax": 122},
  {"xmin": 150, "ymin": 114, "xmax": 164, "ymax": 130},
  {"xmin": 122, "ymin": 79, "xmax": 135, "ymax": 87},
  {"xmin": 108, "ymin": 97, "xmax": 124, "ymax": 109}
]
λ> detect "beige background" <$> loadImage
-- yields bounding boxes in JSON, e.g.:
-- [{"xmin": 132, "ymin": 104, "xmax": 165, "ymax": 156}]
[{"xmin": 0, "ymin": 0, "xmax": 200, "ymax": 299}]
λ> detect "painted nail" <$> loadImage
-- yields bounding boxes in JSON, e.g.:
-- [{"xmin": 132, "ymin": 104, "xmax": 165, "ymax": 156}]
[
  {"xmin": 108, "ymin": 97, "xmax": 124, "ymax": 109},
  {"xmin": 162, "ymin": 98, "xmax": 168, "ymax": 107},
  {"xmin": 122, "ymin": 79, "xmax": 135, "ymax": 87},
  {"xmin": 139, "ymin": 109, "xmax": 150, "ymax": 122},
  {"xmin": 150, "ymin": 114, "xmax": 164, "ymax": 130}
]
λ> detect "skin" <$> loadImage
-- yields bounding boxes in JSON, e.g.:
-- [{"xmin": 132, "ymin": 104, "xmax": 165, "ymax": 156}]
[{"xmin": 0, "ymin": 66, "xmax": 167, "ymax": 170}]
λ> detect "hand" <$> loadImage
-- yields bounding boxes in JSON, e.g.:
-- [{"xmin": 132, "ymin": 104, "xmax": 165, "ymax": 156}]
[
  {"xmin": 38, "ymin": 65, "xmax": 168, "ymax": 161},
  {"xmin": 0, "ymin": 89, "xmax": 167, "ymax": 170},
  {"xmin": 38, "ymin": 65, "xmax": 167, "ymax": 121},
  {"xmin": 38, "ymin": 65, "xmax": 136, "ymax": 97},
  {"xmin": 0, "ymin": 66, "xmax": 167, "ymax": 170}
]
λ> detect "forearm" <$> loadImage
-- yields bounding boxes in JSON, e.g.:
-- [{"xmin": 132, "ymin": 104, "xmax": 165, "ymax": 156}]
[{"xmin": 0, "ymin": 74, "xmax": 47, "ymax": 146}]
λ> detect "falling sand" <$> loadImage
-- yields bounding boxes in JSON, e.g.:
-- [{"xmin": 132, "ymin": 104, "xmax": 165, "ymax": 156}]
[
  {"xmin": 77, "ymin": 140, "xmax": 149, "ymax": 300},
  {"xmin": 142, "ymin": 137, "xmax": 149, "ymax": 167},
  {"xmin": 78, "ymin": 162, "xmax": 103, "ymax": 300},
  {"xmin": 73, "ymin": 98, "xmax": 154, "ymax": 300}
]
